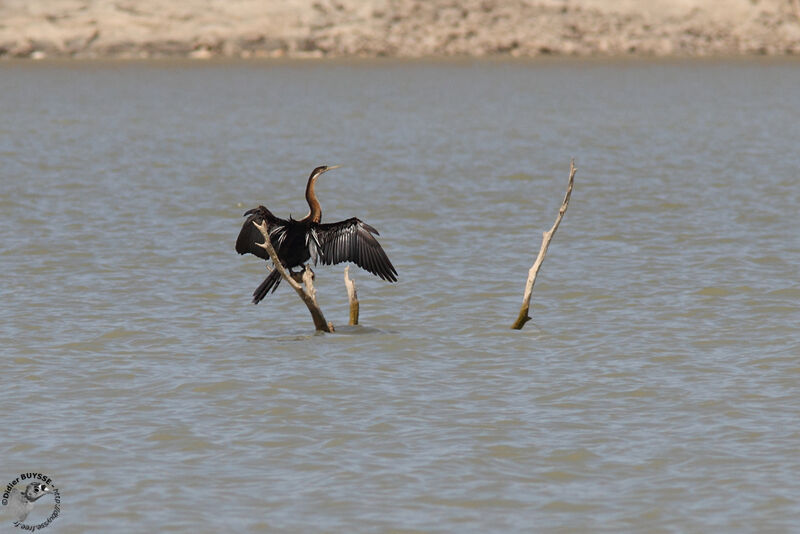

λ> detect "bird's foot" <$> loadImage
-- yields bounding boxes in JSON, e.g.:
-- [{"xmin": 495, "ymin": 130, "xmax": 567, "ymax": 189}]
[{"xmin": 290, "ymin": 269, "xmax": 305, "ymax": 284}]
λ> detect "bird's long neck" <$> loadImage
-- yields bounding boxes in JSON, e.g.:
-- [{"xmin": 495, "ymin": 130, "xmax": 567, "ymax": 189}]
[{"xmin": 302, "ymin": 171, "xmax": 322, "ymax": 223}]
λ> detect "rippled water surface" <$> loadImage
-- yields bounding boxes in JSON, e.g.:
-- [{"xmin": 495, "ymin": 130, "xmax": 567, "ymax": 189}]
[{"xmin": 1, "ymin": 59, "xmax": 799, "ymax": 531}]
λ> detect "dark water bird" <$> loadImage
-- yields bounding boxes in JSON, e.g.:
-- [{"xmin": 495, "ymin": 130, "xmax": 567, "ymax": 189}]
[
  {"xmin": 7, "ymin": 483, "xmax": 52, "ymax": 523},
  {"xmin": 236, "ymin": 165, "xmax": 397, "ymax": 304}
]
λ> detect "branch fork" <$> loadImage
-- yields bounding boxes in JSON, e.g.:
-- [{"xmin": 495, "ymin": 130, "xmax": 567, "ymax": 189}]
[{"xmin": 253, "ymin": 220, "xmax": 334, "ymax": 332}]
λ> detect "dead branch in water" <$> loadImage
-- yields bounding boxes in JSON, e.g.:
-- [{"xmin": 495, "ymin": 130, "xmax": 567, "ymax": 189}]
[
  {"xmin": 511, "ymin": 159, "xmax": 576, "ymax": 330},
  {"xmin": 253, "ymin": 220, "xmax": 334, "ymax": 333},
  {"xmin": 343, "ymin": 266, "xmax": 360, "ymax": 325}
]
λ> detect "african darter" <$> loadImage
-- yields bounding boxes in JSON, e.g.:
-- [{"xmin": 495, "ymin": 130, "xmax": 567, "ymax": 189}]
[{"xmin": 236, "ymin": 165, "xmax": 398, "ymax": 304}]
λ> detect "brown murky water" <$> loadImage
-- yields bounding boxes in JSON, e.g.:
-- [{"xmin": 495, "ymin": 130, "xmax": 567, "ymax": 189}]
[{"xmin": 1, "ymin": 59, "xmax": 799, "ymax": 531}]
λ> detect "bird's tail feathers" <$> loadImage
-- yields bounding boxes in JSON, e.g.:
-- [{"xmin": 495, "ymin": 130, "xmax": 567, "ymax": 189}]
[{"xmin": 252, "ymin": 269, "xmax": 281, "ymax": 304}]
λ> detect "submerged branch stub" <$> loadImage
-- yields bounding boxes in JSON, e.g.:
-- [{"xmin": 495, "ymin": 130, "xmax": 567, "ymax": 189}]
[
  {"xmin": 511, "ymin": 158, "xmax": 576, "ymax": 330},
  {"xmin": 343, "ymin": 266, "xmax": 360, "ymax": 325},
  {"xmin": 253, "ymin": 220, "xmax": 334, "ymax": 333}
]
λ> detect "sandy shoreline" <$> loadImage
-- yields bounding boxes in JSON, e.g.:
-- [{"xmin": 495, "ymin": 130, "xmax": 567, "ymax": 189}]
[{"xmin": 2, "ymin": 0, "xmax": 800, "ymax": 60}]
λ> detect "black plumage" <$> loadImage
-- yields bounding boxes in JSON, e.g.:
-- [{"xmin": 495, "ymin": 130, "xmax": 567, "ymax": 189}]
[{"xmin": 236, "ymin": 165, "xmax": 397, "ymax": 304}]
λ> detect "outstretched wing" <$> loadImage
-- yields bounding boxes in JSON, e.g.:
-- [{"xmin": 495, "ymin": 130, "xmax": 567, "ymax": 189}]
[
  {"xmin": 235, "ymin": 205, "xmax": 289, "ymax": 261},
  {"xmin": 315, "ymin": 218, "xmax": 398, "ymax": 282}
]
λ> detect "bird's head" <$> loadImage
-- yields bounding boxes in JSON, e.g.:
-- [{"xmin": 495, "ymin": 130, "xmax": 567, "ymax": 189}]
[{"xmin": 310, "ymin": 165, "xmax": 341, "ymax": 180}]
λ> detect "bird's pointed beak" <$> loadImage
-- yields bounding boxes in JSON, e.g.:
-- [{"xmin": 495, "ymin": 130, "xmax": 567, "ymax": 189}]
[{"xmin": 325, "ymin": 165, "xmax": 341, "ymax": 172}]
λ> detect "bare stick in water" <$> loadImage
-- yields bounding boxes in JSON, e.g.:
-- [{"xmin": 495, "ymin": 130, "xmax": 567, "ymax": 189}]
[
  {"xmin": 253, "ymin": 220, "xmax": 334, "ymax": 333},
  {"xmin": 343, "ymin": 266, "xmax": 360, "ymax": 325},
  {"xmin": 512, "ymin": 159, "xmax": 576, "ymax": 330}
]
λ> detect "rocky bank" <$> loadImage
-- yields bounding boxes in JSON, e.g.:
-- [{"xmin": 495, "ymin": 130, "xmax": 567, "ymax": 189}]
[{"xmin": 2, "ymin": 0, "xmax": 800, "ymax": 59}]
